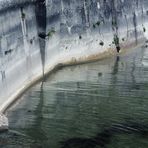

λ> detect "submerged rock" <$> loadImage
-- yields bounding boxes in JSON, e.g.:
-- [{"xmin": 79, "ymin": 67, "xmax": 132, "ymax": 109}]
[{"xmin": 0, "ymin": 114, "xmax": 8, "ymax": 132}]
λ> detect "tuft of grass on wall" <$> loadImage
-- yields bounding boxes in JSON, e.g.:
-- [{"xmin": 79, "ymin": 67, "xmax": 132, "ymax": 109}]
[{"xmin": 47, "ymin": 29, "xmax": 56, "ymax": 38}]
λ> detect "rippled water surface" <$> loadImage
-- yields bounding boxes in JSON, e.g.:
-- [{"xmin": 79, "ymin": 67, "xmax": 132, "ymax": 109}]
[{"xmin": 1, "ymin": 46, "xmax": 148, "ymax": 148}]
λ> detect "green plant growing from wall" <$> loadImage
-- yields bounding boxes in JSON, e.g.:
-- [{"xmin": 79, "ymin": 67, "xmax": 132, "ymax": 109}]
[{"xmin": 47, "ymin": 29, "xmax": 56, "ymax": 38}]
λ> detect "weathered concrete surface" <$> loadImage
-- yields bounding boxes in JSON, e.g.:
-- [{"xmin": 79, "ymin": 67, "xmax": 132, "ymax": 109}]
[
  {"xmin": 0, "ymin": 0, "xmax": 148, "ymax": 113},
  {"xmin": 0, "ymin": 114, "xmax": 8, "ymax": 131}
]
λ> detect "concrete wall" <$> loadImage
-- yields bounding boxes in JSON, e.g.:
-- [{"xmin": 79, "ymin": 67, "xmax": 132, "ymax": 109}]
[{"xmin": 0, "ymin": 0, "xmax": 148, "ymax": 112}]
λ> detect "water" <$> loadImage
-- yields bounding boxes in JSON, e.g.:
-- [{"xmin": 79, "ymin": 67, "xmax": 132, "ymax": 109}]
[{"xmin": 1, "ymin": 46, "xmax": 148, "ymax": 148}]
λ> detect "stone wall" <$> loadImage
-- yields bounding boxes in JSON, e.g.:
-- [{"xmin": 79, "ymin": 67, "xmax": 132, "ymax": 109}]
[{"xmin": 0, "ymin": 0, "xmax": 148, "ymax": 112}]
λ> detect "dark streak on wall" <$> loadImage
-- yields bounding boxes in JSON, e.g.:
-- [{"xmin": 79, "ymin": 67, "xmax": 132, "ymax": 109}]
[{"xmin": 35, "ymin": 0, "xmax": 47, "ymax": 76}]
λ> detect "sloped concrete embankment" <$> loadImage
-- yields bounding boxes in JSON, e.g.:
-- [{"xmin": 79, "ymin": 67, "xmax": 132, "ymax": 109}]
[{"xmin": 0, "ymin": 0, "xmax": 148, "ymax": 128}]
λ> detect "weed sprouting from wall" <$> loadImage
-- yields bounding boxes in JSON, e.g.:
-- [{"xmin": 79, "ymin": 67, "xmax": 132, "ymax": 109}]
[{"xmin": 47, "ymin": 29, "xmax": 56, "ymax": 38}]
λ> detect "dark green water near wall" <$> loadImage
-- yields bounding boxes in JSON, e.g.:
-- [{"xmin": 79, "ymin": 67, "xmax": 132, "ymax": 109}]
[{"xmin": 1, "ymin": 46, "xmax": 148, "ymax": 148}]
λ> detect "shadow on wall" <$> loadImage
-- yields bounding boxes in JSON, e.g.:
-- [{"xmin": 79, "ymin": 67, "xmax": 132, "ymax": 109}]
[
  {"xmin": 35, "ymin": 0, "xmax": 46, "ymax": 76},
  {"xmin": 60, "ymin": 122, "xmax": 148, "ymax": 148}
]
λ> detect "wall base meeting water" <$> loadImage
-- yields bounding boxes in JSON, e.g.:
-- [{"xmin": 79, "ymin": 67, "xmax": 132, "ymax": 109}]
[{"xmin": 0, "ymin": 0, "xmax": 148, "ymax": 130}]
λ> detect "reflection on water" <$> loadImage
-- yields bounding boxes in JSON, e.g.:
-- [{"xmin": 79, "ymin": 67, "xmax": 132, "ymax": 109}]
[
  {"xmin": 61, "ymin": 123, "xmax": 148, "ymax": 148},
  {"xmin": 2, "ymin": 46, "xmax": 148, "ymax": 148}
]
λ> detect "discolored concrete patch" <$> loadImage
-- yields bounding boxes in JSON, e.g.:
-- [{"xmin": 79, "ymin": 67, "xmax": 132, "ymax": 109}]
[{"xmin": 0, "ymin": 114, "xmax": 8, "ymax": 132}]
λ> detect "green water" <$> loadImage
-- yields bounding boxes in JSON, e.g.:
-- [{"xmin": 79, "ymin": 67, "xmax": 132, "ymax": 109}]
[{"xmin": 1, "ymin": 46, "xmax": 148, "ymax": 148}]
